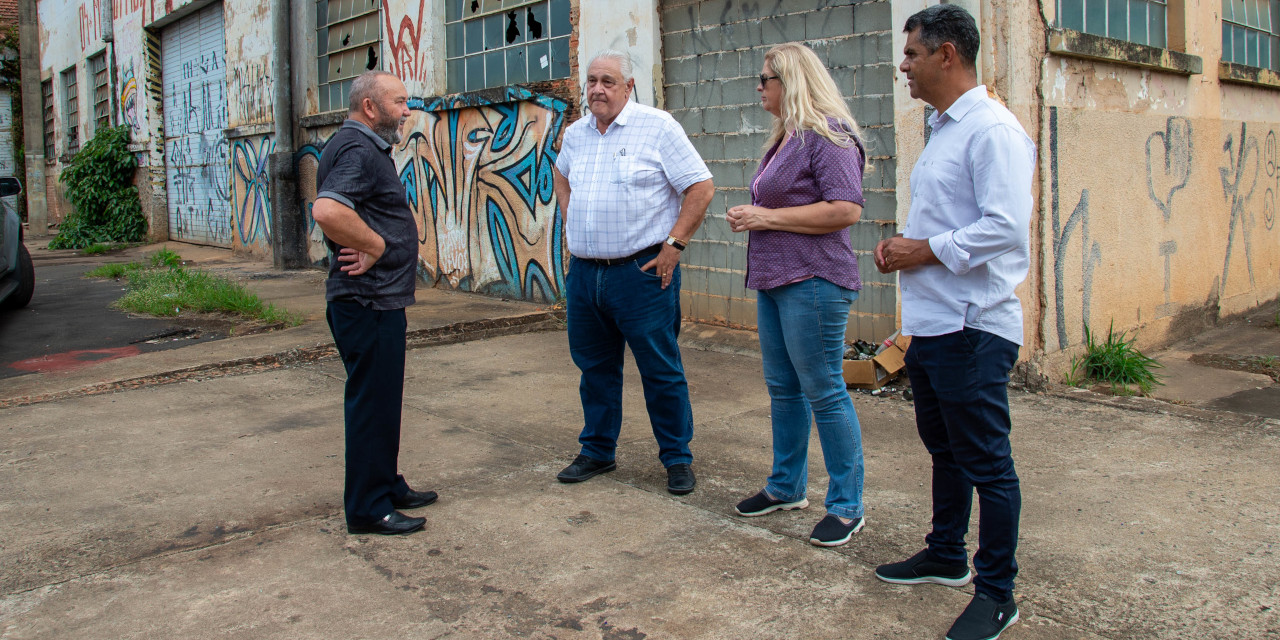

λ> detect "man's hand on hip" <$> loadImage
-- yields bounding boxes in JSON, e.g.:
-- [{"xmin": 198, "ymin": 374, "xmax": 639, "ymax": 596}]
[
  {"xmin": 640, "ymin": 244, "xmax": 683, "ymax": 290},
  {"xmin": 337, "ymin": 238, "xmax": 385, "ymax": 277}
]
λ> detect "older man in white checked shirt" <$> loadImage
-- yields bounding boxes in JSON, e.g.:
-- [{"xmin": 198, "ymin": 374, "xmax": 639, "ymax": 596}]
[{"xmin": 551, "ymin": 50, "xmax": 715, "ymax": 495}]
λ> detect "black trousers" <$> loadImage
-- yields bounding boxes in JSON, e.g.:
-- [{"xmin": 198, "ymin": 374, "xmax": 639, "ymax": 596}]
[{"xmin": 326, "ymin": 299, "xmax": 411, "ymax": 525}]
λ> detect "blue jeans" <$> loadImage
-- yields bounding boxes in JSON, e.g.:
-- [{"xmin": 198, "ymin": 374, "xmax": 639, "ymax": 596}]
[
  {"xmin": 904, "ymin": 327, "xmax": 1021, "ymax": 601},
  {"xmin": 756, "ymin": 278, "xmax": 865, "ymax": 520},
  {"xmin": 566, "ymin": 257, "xmax": 693, "ymax": 467}
]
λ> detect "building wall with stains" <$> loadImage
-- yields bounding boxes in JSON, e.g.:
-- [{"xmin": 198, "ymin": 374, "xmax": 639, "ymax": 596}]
[{"xmin": 1037, "ymin": 0, "xmax": 1280, "ymax": 371}]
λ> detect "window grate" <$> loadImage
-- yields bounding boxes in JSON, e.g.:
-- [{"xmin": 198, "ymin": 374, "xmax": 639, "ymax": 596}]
[
  {"xmin": 1223, "ymin": 0, "xmax": 1280, "ymax": 71},
  {"xmin": 444, "ymin": 0, "xmax": 571, "ymax": 93},
  {"xmin": 1057, "ymin": 0, "xmax": 1168, "ymax": 48},
  {"xmin": 89, "ymin": 53, "xmax": 111, "ymax": 132},
  {"xmin": 316, "ymin": 0, "xmax": 381, "ymax": 113},
  {"xmin": 62, "ymin": 67, "xmax": 79, "ymax": 155},
  {"xmin": 42, "ymin": 79, "xmax": 55, "ymax": 159}
]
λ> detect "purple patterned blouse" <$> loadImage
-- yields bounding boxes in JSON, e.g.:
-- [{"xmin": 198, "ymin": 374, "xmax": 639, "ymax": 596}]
[{"xmin": 745, "ymin": 121, "xmax": 865, "ymax": 292}]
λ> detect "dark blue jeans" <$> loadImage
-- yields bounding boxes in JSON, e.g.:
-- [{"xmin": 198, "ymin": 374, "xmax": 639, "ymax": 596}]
[
  {"xmin": 327, "ymin": 299, "xmax": 412, "ymax": 525},
  {"xmin": 904, "ymin": 327, "xmax": 1021, "ymax": 601},
  {"xmin": 566, "ymin": 256, "xmax": 693, "ymax": 467}
]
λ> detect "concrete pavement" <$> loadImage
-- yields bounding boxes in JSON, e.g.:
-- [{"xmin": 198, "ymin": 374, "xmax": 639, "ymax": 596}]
[{"xmin": 1, "ymin": 241, "xmax": 1278, "ymax": 639}]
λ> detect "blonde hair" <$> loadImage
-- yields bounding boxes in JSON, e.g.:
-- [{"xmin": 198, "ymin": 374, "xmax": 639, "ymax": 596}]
[{"xmin": 762, "ymin": 43, "xmax": 861, "ymax": 151}]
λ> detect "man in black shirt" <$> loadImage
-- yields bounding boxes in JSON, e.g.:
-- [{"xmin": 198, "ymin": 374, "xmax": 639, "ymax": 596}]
[{"xmin": 312, "ymin": 70, "xmax": 436, "ymax": 535}]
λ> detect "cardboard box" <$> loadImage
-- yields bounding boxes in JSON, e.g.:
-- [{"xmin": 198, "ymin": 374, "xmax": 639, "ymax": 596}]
[{"xmin": 843, "ymin": 334, "xmax": 911, "ymax": 390}]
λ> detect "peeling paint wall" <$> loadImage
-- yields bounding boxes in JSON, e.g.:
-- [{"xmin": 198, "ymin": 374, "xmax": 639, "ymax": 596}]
[
  {"xmin": 578, "ymin": 0, "xmax": 661, "ymax": 107},
  {"xmin": 1038, "ymin": 0, "xmax": 1280, "ymax": 368}
]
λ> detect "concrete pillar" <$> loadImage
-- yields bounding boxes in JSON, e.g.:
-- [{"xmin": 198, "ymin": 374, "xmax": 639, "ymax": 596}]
[{"xmin": 18, "ymin": 0, "xmax": 47, "ymax": 233}]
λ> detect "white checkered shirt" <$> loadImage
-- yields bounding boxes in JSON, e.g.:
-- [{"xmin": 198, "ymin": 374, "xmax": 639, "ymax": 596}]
[{"xmin": 555, "ymin": 101, "xmax": 712, "ymax": 259}]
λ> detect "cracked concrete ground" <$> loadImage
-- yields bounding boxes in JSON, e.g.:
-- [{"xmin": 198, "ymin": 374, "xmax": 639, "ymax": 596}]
[{"xmin": 2, "ymin": 327, "xmax": 1278, "ymax": 639}]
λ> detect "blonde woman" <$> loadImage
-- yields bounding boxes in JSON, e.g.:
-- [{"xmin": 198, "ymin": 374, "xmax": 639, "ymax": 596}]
[{"xmin": 726, "ymin": 43, "xmax": 867, "ymax": 547}]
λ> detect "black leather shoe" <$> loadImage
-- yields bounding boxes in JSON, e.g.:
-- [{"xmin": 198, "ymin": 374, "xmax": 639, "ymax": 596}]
[
  {"xmin": 392, "ymin": 489, "xmax": 438, "ymax": 509},
  {"xmin": 666, "ymin": 463, "xmax": 696, "ymax": 495},
  {"xmin": 347, "ymin": 511, "xmax": 426, "ymax": 535},
  {"xmin": 557, "ymin": 454, "xmax": 616, "ymax": 483}
]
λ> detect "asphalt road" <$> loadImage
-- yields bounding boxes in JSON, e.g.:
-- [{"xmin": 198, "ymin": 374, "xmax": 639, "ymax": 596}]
[{"xmin": 0, "ymin": 258, "xmax": 221, "ymax": 380}]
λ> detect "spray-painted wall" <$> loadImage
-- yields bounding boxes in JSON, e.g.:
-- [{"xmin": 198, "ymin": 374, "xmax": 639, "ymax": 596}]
[{"xmin": 1036, "ymin": 0, "xmax": 1280, "ymax": 373}]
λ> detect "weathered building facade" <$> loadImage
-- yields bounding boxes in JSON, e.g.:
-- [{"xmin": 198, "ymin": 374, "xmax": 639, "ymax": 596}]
[{"xmin": 22, "ymin": 0, "xmax": 1280, "ymax": 375}]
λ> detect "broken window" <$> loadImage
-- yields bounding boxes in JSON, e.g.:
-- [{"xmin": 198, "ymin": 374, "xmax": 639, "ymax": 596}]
[
  {"xmin": 317, "ymin": 0, "xmax": 381, "ymax": 112},
  {"xmin": 444, "ymin": 0, "xmax": 571, "ymax": 93},
  {"xmin": 89, "ymin": 52, "xmax": 111, "ymax": 133},
  {"xmin": 42, "ymin": 79, "xmax": 55, "ymax": 159},
  {"xmin": 1057, "ymin": 0, "xmax": 1168, "ymax": 48},
  {"xmin": 1222, "ymin": 0, "xmax": 1279, "ymax": 70},
  {"xmin": 62, "ymin": 66, "xmax": 80, "ymax": 155}
]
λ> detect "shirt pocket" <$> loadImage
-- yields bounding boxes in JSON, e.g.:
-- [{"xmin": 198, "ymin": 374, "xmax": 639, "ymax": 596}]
[
  {"xmin": 916, "ymin": 158, "xmax": 966, "ymax": 205},
  {"xmin": 610, "ymin": 156, "xmax": 634, "ymax": 184}
]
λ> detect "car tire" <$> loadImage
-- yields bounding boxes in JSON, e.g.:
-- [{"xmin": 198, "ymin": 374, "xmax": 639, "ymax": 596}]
[{"xmin": 1, "ymin": 242, "xmax": 34, "ymax": 309}]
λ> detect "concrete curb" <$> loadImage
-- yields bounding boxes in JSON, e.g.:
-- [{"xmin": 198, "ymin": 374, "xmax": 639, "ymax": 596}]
[{"xmin": 0, "ymin": 310, "xmax": 566, "ymax": 410}]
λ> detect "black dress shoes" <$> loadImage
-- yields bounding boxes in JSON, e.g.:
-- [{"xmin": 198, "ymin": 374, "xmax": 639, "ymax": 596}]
[
  {"xmin": 392, "ymin": 489, "xmax": 439, "ymax": 509},
  {"xmin": 557, "ymin": 454, "xmax": 617, "ymax": 483},
  {"xmin": 666, "ymin": 463, "xmax": 696, "ymax": 495},
  {"xmin": 347, "ymin": 511, "xmax": 426, "ymax": 535}
]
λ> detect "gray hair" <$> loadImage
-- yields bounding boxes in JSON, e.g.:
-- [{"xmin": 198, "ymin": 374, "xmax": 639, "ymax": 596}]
[
  {"xmin": 349, "ymin": 70, "xmax": 397, "ymax": 113},
  {"xmin": 587, "ymin": 50, "xmax": 634, "ymax": 81}
]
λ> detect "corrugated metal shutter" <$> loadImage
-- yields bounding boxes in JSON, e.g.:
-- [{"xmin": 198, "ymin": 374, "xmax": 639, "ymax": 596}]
[{"xmin": 162, "ymin": 4, "xmax": 232, "ymax": 246}]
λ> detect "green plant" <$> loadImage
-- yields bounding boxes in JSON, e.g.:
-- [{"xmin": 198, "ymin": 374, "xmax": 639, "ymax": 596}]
[
  {"xmin": 1260, "ymin": 355, "xmax": 1278, "ymax": 367},
  {"xmin": 48, "ymin": 126, "xmax": 147, "ymax": 249},
  {"xmin": 81, "ymin": 243, "xmax": 111, "ymax": 255},
  {"xmin": 1066, "ymin": 321, "xmax": 1164, "ymax": 395},
  {"xmin": 115, "ymin": 265, "xmax": 302, "ymax": 326},
  {"xmin": 86, "ymin": 262, "xmax": 144, "ymax": 278},
  {"xmin": 150, "ymin": 248, "xmax": 183, "ymax": 268}
]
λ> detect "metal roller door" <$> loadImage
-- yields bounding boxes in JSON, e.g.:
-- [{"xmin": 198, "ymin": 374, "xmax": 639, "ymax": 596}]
[{"xmin": 162, "ymin": 3, "xmax": 232, "ymax": 246}]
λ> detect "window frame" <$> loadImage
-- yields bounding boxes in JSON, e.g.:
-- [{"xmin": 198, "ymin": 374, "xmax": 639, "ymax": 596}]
[
  {"xmin": 1055, "ymin": 0, "xmax": 1170, "ymax": 48},
  {"xmin": 88, "ymin": 51, "xmax": 111, "ymax": 134},
  {"xmin": 444, "ymin": 0, "xmax": 572, "ymax": 94},
  {"xmin": 61, "ymin": 66, "xmax": 80, "ymax": 156},
  {"xmin": 316, "ymin": 0, "xmax": 382, "ymax": 114},
  {"xmin": 41, "ymin": 79, "xmax": 55, "ymax": 160},
  {"xmin": 1221, "ymin": 0, "xmax": 1280, "ymax": 72}
]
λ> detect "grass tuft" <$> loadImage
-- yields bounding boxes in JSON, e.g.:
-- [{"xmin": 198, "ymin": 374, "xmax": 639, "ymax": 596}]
[
  {"xmin": 1066, "ymin": 320, "xmax": 1163, "ymax": 395},
  {"xmin": 81, "ymin": 243, "xmax": 112, "ymax": 255},
  {"xmin": 150, "ymin": 248, "xmax": 184, "ymax": 269},
  {"xmin": 116, "ymin": 267, "xmax": 302, "ymax": 326},
  {"xmin": 86, "ymin": 262, "xmax": 144, "ymax": 278}
]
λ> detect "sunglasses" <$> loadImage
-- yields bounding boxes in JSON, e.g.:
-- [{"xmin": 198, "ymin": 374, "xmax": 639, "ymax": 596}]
[{"xmin": 759, "ymin": 74, "xmax": 781, "ymax": 86}]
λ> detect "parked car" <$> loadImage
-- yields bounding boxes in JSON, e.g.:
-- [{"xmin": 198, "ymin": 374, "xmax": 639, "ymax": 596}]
[{"xmin": 0, "ymin": 176, "xmax": 33, "ymax": 310}]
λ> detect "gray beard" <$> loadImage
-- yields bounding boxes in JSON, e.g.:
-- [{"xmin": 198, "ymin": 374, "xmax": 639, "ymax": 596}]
[{"xmin": 374, "ymin": 120, "xmax": 401, "ymax": 145}]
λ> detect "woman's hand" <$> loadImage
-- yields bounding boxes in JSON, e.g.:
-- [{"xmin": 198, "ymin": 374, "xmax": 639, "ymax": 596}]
[{"xmin": 727, "ymin": 205, "xmax": 772, "ymax": 233}]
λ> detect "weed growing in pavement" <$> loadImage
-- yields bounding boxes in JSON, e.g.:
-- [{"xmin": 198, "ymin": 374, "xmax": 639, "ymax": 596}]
[
  {"xmin": 150, "ymin": 248, "xmax": 184, "ymax": 269},
  {"xmin": 81, "ymin": 243, "xmax": 111, "ymax": 255},
  {"xmin": 85, "ymin": 262, "xmax": 144, "ymax": 278},
  {"xmin": 1066, "ymin": 320, "xmax": 1163, "ymax": 395}
]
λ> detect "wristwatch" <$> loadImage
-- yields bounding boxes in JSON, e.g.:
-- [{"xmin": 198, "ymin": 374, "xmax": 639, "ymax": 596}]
[{"xmin": 665, "ymin": 235, "xmax": 687, "ymax": 251}]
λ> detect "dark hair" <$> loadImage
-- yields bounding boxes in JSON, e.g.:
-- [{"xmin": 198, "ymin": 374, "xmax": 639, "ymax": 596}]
[{"xmin": 904, "ymin": 4, "xmax": 980, "ymax": 68}]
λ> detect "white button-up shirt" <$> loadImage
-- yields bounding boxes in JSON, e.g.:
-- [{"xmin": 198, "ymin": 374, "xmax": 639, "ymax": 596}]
[
  {"xmin": 555, "ymin": 101, "xmax": 712, "ymax": 259},
  {"xmin": 900, "ymin": 86, "xmax": 1037, "ymax": 346}
]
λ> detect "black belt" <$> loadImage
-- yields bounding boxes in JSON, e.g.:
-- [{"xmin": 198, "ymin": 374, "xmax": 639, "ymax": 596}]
[{"xmin": 574, "ymin": 243, "xmax": 663, "ymax": 266}]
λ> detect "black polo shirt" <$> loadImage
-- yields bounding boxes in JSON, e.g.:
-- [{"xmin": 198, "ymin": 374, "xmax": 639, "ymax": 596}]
[{"xmin": 317, "ymin": 120, "xmax": 418, "ymax": 310}]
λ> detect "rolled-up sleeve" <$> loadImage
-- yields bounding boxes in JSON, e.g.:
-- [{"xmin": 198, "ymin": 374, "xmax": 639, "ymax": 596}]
[
  {"xmin": 929, "ymin": 123, "xmax": 1034, "ymax": 275},
  {"xmin": 811, "ymin": 133, "xmax": 865, "ymax": 205},
  {"xmin": 317, "ymin": 143, "xmax": 370, "ymax": 211}
]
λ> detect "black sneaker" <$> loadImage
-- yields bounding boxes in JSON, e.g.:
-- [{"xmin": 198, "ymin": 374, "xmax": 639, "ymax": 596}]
[
  {"xmin": 734, "ymin": 490, "xmax": 809, "ymax": 517},
  {"xmin": 666, "ymin": 463, "xmax": 696, "ymax": 495},
  {"xmin": 945, "ymin": 593, "xmax": 1019, "ymax": 640},
  {"xmin": 808, "ymin": 514, "xmax": 864, "ymax": 547},
  {"xmin": 874, "ymin": 549, "xmax": 973, "ymax": 587},
  {"xmin": 557, "ymin": 454, "xmax": 616, "ymax": 483}
]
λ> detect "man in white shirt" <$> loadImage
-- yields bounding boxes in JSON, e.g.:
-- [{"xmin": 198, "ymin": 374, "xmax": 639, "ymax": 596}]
[
  {"xmin": 872, "ymin": 6, "xmax": 1035, "ymax": 640},
  {"xmin": 551, "ymin": 50, "xmax": 714, "ymax": 495}
]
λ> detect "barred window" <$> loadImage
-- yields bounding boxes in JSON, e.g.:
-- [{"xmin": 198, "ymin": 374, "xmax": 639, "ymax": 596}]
[
  {"xmin": 42, "ymin": 79, "xmax": 55, "ymax": 159},
  {"xmin": 316, "ymin": 0, "xmax": 380, "ymax": 113},
  {"xmin": 1057, "ymin": 0, "xmax": 1168, "ymax": 48},
  {"xmin": 61, "ymin": 66, "xmax": 80, "ymax": 155},
  {"xmin": 444, "ymin": 0, "xmax": 571, "ymax": 93},
  {"xmin": 89, "ymin": 52, "xmax": 111, "ymax": 133},
  {"xmin": 1223, "ymin": 0, "xmax": 1280, "ymax": 70}
]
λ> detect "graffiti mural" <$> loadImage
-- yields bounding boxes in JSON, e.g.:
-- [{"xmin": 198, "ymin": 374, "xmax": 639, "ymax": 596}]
[
  {"xmin": 231, "ymin": 135, "xmax": 275, "ymax": 250},
  {"xmin": 228, "ymin": 62, "xmax": 273, "ymax": 128},
  {"xmin": 1265, "ymin": 130, "xmax": 1277, "ymax": 232},
  {"xmin": 383, "ymin": 0, "xmax": 430, "ymax": 89},
  {"xmin": 1219, "ymin": 123, "xmax": 1260, "ymax": 294},
  {"xmin": 1049, "ymin": 107, "xmax": 1102, "ymax": 350},
  {"xmin": 78, "ymin": 0, "xmax": 102, "ymax": 51},
  {"xmin": 1145, "ymin": 117, "xmax": 1194, "ymax": 318},
  {"xmin": 120, "ymin": 62, "xmax": 140, "ymax": 134},
  {"xmin": 296, "ymin": 89, "xmax": 569, "ymax": 301}
]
